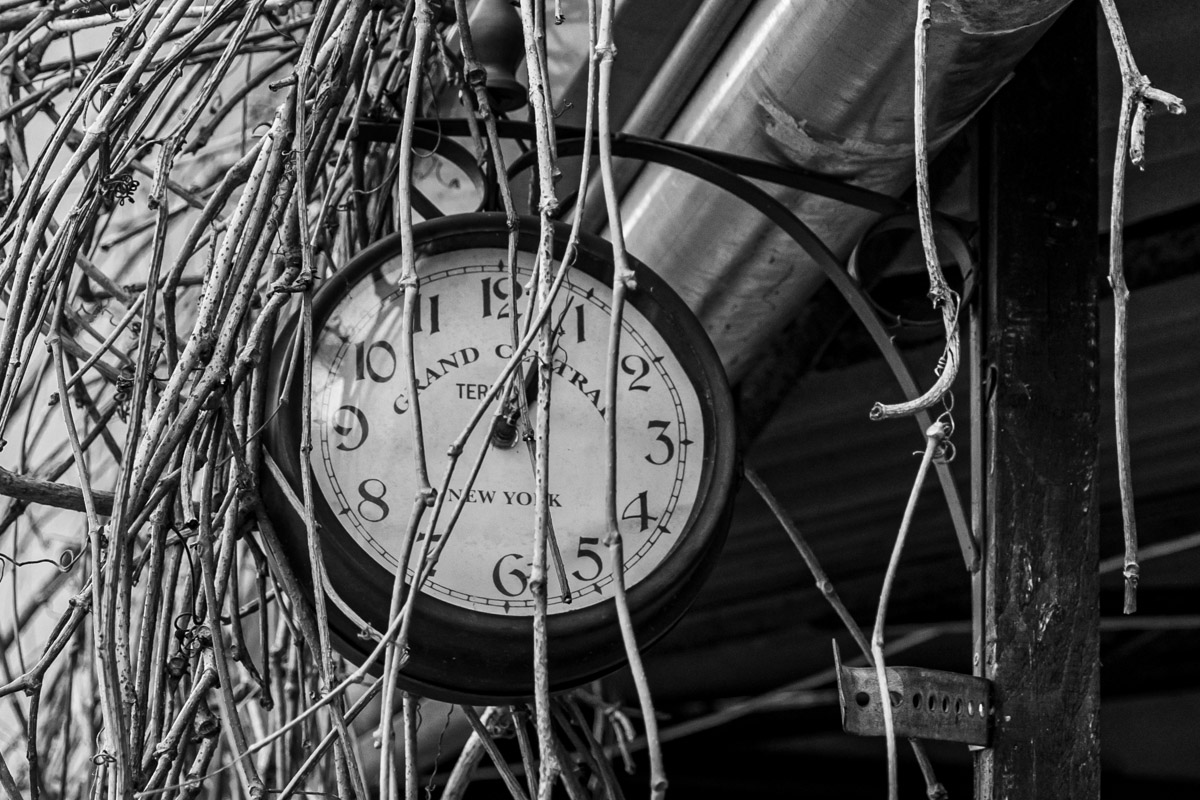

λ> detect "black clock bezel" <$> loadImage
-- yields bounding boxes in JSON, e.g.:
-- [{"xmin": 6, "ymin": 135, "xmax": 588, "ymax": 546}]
[{"xmin": 263, "ymin": 213, "xmax": 737, "ymax": 703}]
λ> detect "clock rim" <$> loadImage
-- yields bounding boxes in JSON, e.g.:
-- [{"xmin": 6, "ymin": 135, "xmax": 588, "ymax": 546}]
[{"xmin": 264, "ymin": 212, "xmax": 738, "ymax": 702}]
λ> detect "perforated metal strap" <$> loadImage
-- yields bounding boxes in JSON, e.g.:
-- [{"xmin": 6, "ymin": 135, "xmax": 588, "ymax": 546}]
[{"xmin": 834, "ymin": 641, "xmax": 993, "ymax": 747}]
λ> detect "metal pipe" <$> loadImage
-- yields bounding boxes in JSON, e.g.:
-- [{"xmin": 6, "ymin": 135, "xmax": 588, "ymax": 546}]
[
  {"xmin": 619, "ymin": 0, "xmax": 754, "ymax": 140},
  {"xmin": 579, "ymin": 0, "xmax": 754, "ymax": 229},
  {"xmin": 616, "ymin": 0, "xmax": 1073, "ymax": 380}
]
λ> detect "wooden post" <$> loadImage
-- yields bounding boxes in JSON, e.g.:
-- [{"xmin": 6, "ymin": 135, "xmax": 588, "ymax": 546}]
[{"xmin": 976, "ymin": 2, "xmax": 1101, "ymax": 798}]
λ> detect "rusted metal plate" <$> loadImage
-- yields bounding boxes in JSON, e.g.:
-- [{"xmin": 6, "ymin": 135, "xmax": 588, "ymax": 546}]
[{"xmin": 834, "ymin": 642, "xmax": 993, "ymax": 747}]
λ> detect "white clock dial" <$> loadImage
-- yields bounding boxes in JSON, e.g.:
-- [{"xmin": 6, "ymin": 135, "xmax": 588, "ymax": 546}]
[{"xmin": 312, "ymin": 248, "xmax": 705, "ymax": 616}]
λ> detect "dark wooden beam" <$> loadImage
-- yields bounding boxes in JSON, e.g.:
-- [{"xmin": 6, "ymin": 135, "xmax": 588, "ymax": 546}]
[{"xmin": 976, "ymin": 2, "xmax": 1101, "ymax": 798}]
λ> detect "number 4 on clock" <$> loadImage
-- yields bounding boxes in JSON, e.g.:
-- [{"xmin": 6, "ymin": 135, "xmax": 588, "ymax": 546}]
[{"xmin": 621, "ymin": 490, "xmax": 657, "ymax": 532}]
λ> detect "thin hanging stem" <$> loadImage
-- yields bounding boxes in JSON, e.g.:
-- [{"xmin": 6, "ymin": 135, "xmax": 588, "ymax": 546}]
[
  {"xmin": 593, "ymin": 0, "xmax": 665, "ymax": 795},
  {"xmin": 747, "ymin": 468, "xmax": 946, "ymax": 799},
  {"xmin": 403, "ymin": 693, "xmax": 419, "ymax": 800},
  {"xmin": 379, "ymin": 3, "xmax": 439, "ymax": 795},
  {"xmin": 871, "ymin": 0, "xmax": 959, "ymax": 421},
  {"xmin": 872, "ymin": 422, "xmax": 947, "ymax": 800},
  {"xmin": 1098, "ymin": 0, "xmax": 1185, "ymax": 614},
  {"xmin": 513, "ymin": 0, "xmax": 564, "ymax": 792}
]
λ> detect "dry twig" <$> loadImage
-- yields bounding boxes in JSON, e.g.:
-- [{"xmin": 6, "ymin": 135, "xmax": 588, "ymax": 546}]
[
  {"xmin": 747, "ymin": 469, "xmax": 947, "ymax": 800},
  {"xmin": 1098, "ymin": 0, "xmax": 1186, "ymax": 614},
  {"xmin": 870, "ymin": 0, "xmax": 959, "ymax": 422},
  {"xmin": 0, "ymin": 1, "xmax": 683, "ymax": 797}
]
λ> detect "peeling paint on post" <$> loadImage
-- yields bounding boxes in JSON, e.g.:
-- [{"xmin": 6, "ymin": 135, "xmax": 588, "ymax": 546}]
[{"xmin": 977, "ymin": 1, "xmax": 1101, "ymax": 798}]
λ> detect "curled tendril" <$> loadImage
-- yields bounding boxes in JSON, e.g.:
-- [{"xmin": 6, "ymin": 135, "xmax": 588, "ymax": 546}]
[
  {"xmin": 113, "ymin": 367, "xmax": 135, "ymax": 420},
  {"xmin": 100, "ymin": 172, "xmax": 139, "ymax": 205},
  {"xmin": 936, "ymin": 404, "xmax": 955, "ymax": 438},
  {"xmin": 0, "ymin": 550, "xmax": 79, "ymax": 576},
  {"xmin": 424, "ymin": 704, "xmax": 456, "ymax": 800},
  {"xmin": 173, "ymin": 611, "xmax": 200, "ymax": 637}
]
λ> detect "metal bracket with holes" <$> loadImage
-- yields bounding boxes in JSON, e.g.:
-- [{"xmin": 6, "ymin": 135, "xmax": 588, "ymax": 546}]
[{"xmin": 833, "ymin": 642, "xmax": 994, "ymax": 747}]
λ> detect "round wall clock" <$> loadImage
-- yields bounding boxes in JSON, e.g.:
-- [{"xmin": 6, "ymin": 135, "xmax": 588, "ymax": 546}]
[{"xmin": 264, "ymin": 213, "xmax": 738, "ymax": 703}]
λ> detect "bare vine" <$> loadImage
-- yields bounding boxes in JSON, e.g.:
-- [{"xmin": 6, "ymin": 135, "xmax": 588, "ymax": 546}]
[
  {"xmin": 870, "ymin": 0, "xmax": 959, "ymax": 422},
  {"xmin": 1098, "ymin": 0, "xmax": 1185, "ymax": 614},
  {"xmin": 0, "ymin": 2, "xmax": 673, "ymax": 799}
]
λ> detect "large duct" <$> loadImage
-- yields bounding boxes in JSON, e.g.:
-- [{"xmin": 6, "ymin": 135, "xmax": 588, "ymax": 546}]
[{"xmin": 616, "ymin": 0, "xmax": 1075, "ymax": 380}]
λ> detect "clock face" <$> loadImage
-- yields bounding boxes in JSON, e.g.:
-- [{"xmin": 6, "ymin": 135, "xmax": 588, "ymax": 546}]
[
  {"xmin": 266, "ymin": 213, "xmax": 737, "ymax": 700},
  {"xmin": 311, "ymin": 250, "xmax": 705, "ymax": 616}
]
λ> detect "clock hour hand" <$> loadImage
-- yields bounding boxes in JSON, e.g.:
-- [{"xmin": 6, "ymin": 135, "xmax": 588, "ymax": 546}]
[{"xmin": 489, "ymin": 360, "xmax": 538, "ymax": 449}]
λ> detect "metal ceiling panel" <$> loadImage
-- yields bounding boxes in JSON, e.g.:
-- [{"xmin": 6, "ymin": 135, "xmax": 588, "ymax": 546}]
[{"xmin": 641, "ymin": 271, "xmax": 1200, "ymax": 700}]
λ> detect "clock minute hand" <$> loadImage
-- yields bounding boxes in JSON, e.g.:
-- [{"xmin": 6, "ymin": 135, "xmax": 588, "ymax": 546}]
[{"xmin": 489, "ymin": 361, "xmax": 574, "ymax": 603}]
